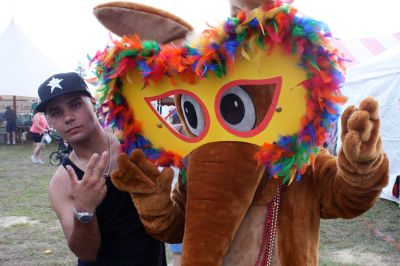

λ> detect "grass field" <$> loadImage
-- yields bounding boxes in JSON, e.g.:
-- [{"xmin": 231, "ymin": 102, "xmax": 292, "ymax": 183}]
[{"xmin": 0, "ymin": 143, "xmax": 399, "ymax": 265}]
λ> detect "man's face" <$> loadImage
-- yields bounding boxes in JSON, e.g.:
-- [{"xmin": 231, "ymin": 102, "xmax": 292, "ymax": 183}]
[{"xmin": 45, "ymin": 93, "xmax": 97, "ymax": 143}]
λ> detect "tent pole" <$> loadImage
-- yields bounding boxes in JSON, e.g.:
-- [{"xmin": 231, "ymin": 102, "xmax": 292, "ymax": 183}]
[{"xmin": 13, "ymin": 95, "xmax": 17, "ymax": 114}]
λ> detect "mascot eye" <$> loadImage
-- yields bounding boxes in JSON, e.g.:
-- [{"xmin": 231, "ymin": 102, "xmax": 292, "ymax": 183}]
[
  {"xmin": 219, "ymin": 86, "xmax": 256, "ymax": 132},
  {"xmin": 181, "ymin": 94, "xmax": 206, "ymax": 136}
]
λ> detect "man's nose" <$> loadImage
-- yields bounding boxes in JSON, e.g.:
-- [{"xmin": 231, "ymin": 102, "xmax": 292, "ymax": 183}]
[{"xmin": 64, "ymin": 110, "xmax": 75, "ymax": 123}]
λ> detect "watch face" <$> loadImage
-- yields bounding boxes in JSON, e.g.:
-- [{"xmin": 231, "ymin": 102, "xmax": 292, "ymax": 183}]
[
  {"xmin": 74, "ymin": 209, "xmax": 94, "ymax": 224},
  {"xmin": 80, "ymin": 214, "xmax": 93, "ymax": 223}
]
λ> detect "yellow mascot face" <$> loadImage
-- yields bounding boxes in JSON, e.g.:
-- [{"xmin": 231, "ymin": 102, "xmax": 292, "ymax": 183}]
[
  {"xmin": 94, "ymin": 2, "xmax": 345, "ymax": 181},
  {"xmin": 123, "ymin": 46, "xmax": 306, "ymax": 156}
]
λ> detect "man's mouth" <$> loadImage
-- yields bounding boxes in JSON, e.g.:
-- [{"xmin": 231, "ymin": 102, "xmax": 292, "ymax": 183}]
[{"xmin": 66, "ymin": 126, "xmax": 80, "ymax": 134}]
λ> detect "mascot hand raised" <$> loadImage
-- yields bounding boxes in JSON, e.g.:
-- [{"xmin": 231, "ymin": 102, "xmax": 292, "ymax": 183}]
[{"xmin": 341, "ymin": 97, "xmax": 383, "ymax": 166}]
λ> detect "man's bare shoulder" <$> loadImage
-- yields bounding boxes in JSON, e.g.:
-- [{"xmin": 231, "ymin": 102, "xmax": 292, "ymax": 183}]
[{"xmin": 49, "ymin": 165, "xmax": 72, "ymax": 198}]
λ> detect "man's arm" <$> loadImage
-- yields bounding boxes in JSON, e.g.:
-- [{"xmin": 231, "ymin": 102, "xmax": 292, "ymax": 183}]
[{"xmin": 49, "ymin": 152, "xmax": 108, "ymax": 261}]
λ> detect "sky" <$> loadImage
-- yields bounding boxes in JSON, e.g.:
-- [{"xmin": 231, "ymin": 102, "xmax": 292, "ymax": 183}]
[{"xmin": 0, "ymin": 0, "xmax": 399, "ymax": 73}]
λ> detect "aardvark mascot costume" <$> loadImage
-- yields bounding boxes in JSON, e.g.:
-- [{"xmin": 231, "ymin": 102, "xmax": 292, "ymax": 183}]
[{"xmin": 91, "ymin": 0, "xmax": 389, "ymax": 265}]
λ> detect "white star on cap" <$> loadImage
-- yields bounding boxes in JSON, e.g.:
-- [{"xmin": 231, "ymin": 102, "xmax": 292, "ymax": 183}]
[{"xmin": 47, "ymin": 77, "xmax": 63, "ymax": 93}]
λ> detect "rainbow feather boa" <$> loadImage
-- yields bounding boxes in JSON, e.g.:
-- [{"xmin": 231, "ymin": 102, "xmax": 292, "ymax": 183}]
[{"xmin": 92, "ymin": 2, "xmax": 346, "ymax": 184}]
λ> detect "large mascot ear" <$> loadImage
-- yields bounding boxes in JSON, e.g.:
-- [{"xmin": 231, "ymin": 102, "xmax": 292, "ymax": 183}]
[
  {"xmin": 93, "ymin": 2, "xmax": 193, "ymax": 43},
  {"xmin": 230, "ymin": 0, "xmax": 275, "ymax": 15}
]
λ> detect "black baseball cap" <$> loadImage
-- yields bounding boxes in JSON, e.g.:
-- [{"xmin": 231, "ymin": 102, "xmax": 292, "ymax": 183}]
[{"xmin": 36, "ymin": 72, "xmax": 92, "ymax": 113}]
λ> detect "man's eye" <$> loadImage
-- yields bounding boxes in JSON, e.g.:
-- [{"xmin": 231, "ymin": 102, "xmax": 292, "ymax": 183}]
[
  {"xmin": 71, "ymin": 102, "xmax": 81, "ymax": 109},
  {"xmin": 50, "ymin": 111, "xmax": 60, "ymax": 117}
]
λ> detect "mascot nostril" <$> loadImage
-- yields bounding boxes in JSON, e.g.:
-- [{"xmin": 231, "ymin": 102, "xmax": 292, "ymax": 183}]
[{"xmin": 92, "ymin": 1, "xmax": 389, "ymax": 265}]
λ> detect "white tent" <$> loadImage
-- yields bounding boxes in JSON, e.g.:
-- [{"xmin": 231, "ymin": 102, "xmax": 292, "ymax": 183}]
[
  {"xmin": 340, "ymin": 46, "xmax": 400, "ymax": 206},
  {"xmin": 0, "ymin": 19, "xmax": 61, "ymax": 97}
]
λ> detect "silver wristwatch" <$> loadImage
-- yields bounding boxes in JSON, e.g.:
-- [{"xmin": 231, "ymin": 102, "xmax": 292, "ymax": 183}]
[{"xmin": 73, "ymin": 208, "xmax": 94, "ymax": 224}]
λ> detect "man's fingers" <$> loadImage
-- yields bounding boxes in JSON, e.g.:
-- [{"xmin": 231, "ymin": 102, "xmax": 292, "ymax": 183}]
[
  {"xmin": 92, "ymin": 151, "xmax": 109, "ymax": 179},
  {"xmin": 66, "ymin": 165, "xmax": 79, "ymax": 187},
  {"xmin": 98, "ymin": 175, "xmax": 108, "ymax": 194},
  {"xmin": 84, "ymin": 153, "xmax": 100, "ymax": 178},
  {"xmin": 99, "ymin": 174, "xmax": 107, "ymax": 186}
]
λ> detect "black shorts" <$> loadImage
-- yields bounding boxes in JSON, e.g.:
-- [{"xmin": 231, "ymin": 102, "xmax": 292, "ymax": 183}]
[
  {"xmin": 6, "ymin": 121, "xmax": 16, "ymax": 133},
  {"xmin": 31, "ymin": 132, "xmax": 43, "ymax": 143}
]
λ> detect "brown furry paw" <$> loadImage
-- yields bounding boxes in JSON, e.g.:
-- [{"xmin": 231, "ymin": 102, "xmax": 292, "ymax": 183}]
[
  {"xmin": 111, "ymin": 150, "xmax": 174, "ymax": 194},
  {"xmin": 341, "ymin": 97, "xmax": 382, "ymax": 163}
]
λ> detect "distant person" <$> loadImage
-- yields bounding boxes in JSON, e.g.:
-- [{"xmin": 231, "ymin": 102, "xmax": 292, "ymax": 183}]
[
  {"xmin": 167, "ymin": 106, "xmax": 186, "ymax": 136},
  {"xmin": 5, "ymin": 106, "xmax": 17, "ymax": 145},
  {"xmin": 169, "ymin": 243, "xmax": 182, "ymax": 266},
  {"xmin": 38, "ymin": 72, "xmax": 167, "ymax": 265},
  {"xmin": 29, "ymin": 105, "xmax": 51, "ymax": 164}
]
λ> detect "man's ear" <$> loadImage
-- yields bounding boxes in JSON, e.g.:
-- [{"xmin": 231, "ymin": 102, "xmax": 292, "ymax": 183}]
[
  {"xmin": 93, "ymin": 2, "xmax": 193, "ymax": 44},
  {"xmin": 90, "ymin": 97, "xmax": 97, "ymax": 113}
]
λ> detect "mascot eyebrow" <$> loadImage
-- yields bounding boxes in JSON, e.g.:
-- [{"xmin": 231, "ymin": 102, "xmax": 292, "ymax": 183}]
[{"xmin": 92, "ymin": 2, "xmax": 346, "ymax": 184}]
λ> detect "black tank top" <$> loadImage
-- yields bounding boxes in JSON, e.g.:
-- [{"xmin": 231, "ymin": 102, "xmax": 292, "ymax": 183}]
[{"xmin": 62, "ymin": 158, "xmax": 167, "ymax": 266}]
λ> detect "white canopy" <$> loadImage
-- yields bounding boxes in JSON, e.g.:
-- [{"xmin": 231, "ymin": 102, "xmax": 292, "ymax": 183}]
[{"xmin": 0, "ymin": 19, "xmax": 61, "ymax": 97}]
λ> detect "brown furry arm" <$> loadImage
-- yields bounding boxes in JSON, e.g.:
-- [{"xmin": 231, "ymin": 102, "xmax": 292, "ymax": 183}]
[
  {"xmin": 111, "ymin": 150, "xmax": 185, "ymax": 243},
  {"xmin": 315, "ymin": 97, "xmax": 389, "ymax": 219}
]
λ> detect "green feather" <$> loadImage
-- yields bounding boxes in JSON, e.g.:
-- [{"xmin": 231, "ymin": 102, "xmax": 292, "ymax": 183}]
[
  {"xmin": 232, "ymin": 17, "xmax": 239, "ymax": 26},
  {"xmin": 117, "ymin": 50, "xmax": 139, "ymax": 62},
  {"xmin": 278, "ymin": 156, "xmax": 296, "ymax": 176},
  {"xmin": 257, "ymin": 34, "xmax": 264, "ymax": 48},
  {"xmin": 180, "ymin": 168, "xmax": 187, "ymax": 185},
  {"xmin": 291, "ymin": 42, "xmax": 297, "ymax": 55},
  {"xmin": 309, "ymin": 57, "xmax": 320, "ymax": 70},
  {"xmin": 292, "ymin": 26, "xmax": 304, "ymax": 37},
  {"xmin": 114, "ymin": 93, "xmax": 122, "ymax": 105},
  {"xmin": 273, "ymin": 20, "xmax": 278, "ymax": 33},
  {"xmin": 140, "ymin": 41, "xmax": 160, "ymax": 57},
  {"xmin": 97, "ymin": 85, "xmax": 108, "ymax": 104},
  {"xmin": 282, "ymin": 174, "xmax": 290, "ymax": 184},
  {"xmin": 236, "ymin": 29, "xmax": 247, "ymax": 43},
  {"xmin": 281, "ymin": 4, "xmax": 290, "ymax": 14},
  {"xmin": 308, "ymin": 33, "xmax": 320, "ymax": 45}
]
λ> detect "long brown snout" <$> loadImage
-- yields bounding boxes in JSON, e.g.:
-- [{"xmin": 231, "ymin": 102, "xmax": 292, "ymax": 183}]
[{"xmin": 181, "ymin": 141, "xmax": 265, "ymax": 266}]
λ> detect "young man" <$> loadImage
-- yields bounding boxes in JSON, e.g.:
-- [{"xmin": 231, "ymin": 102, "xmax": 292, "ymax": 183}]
[{"xmin": 37, "ymin": 72, "xmax": 167, "ymax": 265}]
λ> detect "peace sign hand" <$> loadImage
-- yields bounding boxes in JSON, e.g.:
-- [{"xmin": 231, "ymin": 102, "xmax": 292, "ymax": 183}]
[{"xmin": 66, "ymin": 152, "xmax": 108, "ymax": 213}]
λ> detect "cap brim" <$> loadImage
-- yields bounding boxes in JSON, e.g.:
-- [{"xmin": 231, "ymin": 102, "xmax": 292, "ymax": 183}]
[{"xmin": 36, "ymin": 90, "xmax": 92, "ymax": 113}]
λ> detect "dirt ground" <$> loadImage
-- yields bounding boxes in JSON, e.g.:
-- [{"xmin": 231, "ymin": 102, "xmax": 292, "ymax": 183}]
[{"xmin": 0, "ymin": 144, "xmax": 399, "ymax": 265}]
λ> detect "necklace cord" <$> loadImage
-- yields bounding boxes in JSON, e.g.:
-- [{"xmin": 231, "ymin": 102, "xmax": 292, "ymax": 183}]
[{"xmin": 71, "ymin": 130, "xmax": 112, "ymax": 177}]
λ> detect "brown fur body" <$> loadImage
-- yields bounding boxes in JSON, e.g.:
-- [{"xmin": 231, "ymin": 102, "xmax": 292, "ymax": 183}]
[
  {"xmin": 112, "ymin": 97, "xmax": 389, "ymax": 265},
  {"xmin": 95, "ymin": 2, "xmax": 389, "ymax": 265}
]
